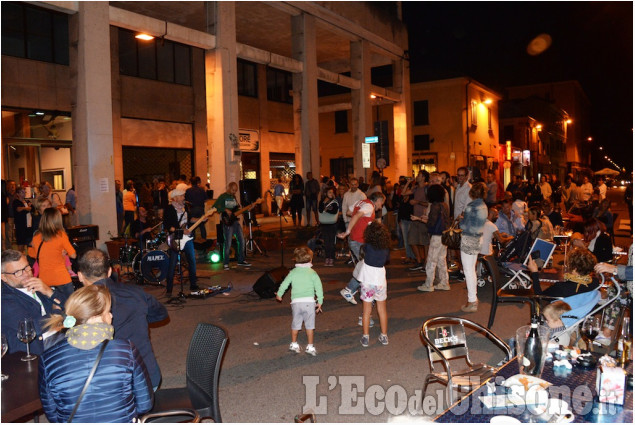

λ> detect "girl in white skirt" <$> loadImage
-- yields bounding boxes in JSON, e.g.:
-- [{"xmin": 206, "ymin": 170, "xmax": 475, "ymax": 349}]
[{"xmin": 357, "ymin": 222, "xmax": 391, "ymax": 347}]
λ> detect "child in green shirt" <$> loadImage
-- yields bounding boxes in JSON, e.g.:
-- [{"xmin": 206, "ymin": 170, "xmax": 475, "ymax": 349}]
[{"xmin": 276, "ymin": 247, "xmax": 324, "ymax": 356}]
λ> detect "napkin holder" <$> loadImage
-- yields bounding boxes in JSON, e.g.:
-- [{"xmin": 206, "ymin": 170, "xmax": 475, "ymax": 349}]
[{"xmin": 595, "ymin": 365, "xmax": 626, "ymax": 405}]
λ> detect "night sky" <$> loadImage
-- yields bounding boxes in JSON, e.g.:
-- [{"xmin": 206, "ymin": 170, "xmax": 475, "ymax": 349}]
[{"xmin": 403, "ymin": 1, "xmax": 633, "ymax": 172}]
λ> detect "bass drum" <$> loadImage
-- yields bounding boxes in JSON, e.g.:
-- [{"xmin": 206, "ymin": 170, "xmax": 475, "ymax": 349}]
[{"xmin": 133, "ymin": 250, "xmax": 170, "ymax": 283}]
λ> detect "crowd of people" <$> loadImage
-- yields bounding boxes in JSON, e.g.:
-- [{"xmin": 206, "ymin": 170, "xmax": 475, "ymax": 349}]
[{"xmin": 0, "ymin": 167, "xmax": 631, "ymax": 421}]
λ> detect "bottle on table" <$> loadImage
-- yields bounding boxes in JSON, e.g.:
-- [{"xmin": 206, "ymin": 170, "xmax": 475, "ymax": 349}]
[{"xmin": 523, "ymin": 315, "xmax": 543, "ymax": 376}]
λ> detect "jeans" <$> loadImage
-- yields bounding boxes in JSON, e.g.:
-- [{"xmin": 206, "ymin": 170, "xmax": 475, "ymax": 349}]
[
  {"xmin": 345, "ymin": 239, "xmax": 363, "ymax": 293},
  {"xmin": 305, "ymin": 197, "xmax": 318, "ymax": 225},
  {"xmin": 321, "ymin": 223, "xmax": 337, "ymax": 260},
  {"xmin": 167, "ymin": 239, "xmax": 197, "ymax": 293},
  {"xmin": 461, "ymin": 251, "xmax": 479, "ymax": 303},
  {"xmin": 53, "ymin": 282, "xmax": 75, "ymax": 299},
  {"xmin": 399, "ymin": 220, "xmax": 416, "ymax": 260},
  {"xmin": 223, "ymin": 221, "xmax": 245, "ymax": 265},
  {"xmin": 424, "ymin": 235, "xmax": 448, "ymax": 288}
]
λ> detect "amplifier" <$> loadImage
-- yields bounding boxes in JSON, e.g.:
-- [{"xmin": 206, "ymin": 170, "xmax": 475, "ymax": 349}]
[{"xmin": 67, "ymin": 225, "xmax": 99, "ymax": 242}]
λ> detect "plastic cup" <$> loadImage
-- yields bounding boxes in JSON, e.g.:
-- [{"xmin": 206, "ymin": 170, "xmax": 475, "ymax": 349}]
[{"xmin": 516, "ymin": 325, "xmax": 551, "ymax": 377}]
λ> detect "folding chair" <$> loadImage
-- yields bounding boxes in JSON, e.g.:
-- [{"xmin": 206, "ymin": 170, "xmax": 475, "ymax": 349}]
[
  {"xmin": 420, "ymin": 317, "xmax": 512, "ymax": 407},
  {"xmin": 501, "ymin": 238, "xmax": 556, "ymax": 290}
]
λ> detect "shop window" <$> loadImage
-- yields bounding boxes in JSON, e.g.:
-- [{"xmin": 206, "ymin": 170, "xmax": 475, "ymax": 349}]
[
  {"xmin": 238, "ymin": 59, "xmax": 258, "ymax": 97},
  {"xmin": 267, "ymin": 67, "xmax": 293, "ymax": 104},
  {"xmin": 413, "ymin": 100, "xmax": 429, "ymax": 126},
  {"xmin": 414, "ymin": 134, "xmax": 430, "ymax": 151},
  {"xmin": 335, "ymin": 110, "xmax": 348, "ymax": 133},
  {"xmin": 118, "ymin": 28, "xmax": 191, "ymax": 86},
  {"xmin": 1, "ymin": 2, "xmax": 69, "ymax": 65}
]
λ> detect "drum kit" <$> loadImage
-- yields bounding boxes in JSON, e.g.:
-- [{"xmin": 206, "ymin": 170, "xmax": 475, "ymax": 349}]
[{"xmin": 118, "ymin": 222, "xmax": 170, "ymax": 286}]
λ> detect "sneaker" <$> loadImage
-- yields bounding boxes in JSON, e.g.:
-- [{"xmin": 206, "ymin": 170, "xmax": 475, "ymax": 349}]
[
  {"xmin": 360, "ymin": 335, "xmax": 369, "ymax": 347},
  {"xmin": 357, "ymin": 316, "xmax": 375, "ymax": 327},
  {"xmin": 340, "ymin": 288, "xmax": 358, "ymax": 305},
  {"xmin": 409, "ymin": 263, "xmax": 423, "ymax": 271},
  {"xmin": 237, "ymin": 261, "xmax": 251, "ymax": 267},
  {"xmin": 461, "ymin": 302, "xmax": 478, "ymax": 313},
  {"xmin": 305, "ymin": 345, "xmax": 317, "ymax": 356},
  {"xmin": 223, "ymin": 264, "xmax": 230, "ymax": 270},
  {"xmin": 289, "ymin": 342, "xmax": 301, "ymax": 353},
  {"xmin": 378, "ymin": 334, "xmax": 389, "ymax": 346},
  {"xmin": 434, "ymin": 284, "xmax": 451, "ymax": 291},
  {"xmin": 417, "ymin": 284, "xmax": 434, "ymax": 292}
]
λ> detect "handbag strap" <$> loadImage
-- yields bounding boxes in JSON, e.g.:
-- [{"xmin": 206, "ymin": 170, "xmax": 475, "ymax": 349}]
[
  {"xmin": 67, "ymin": 340, "xmax": 109, "ymax": 422},
  {"xmin": 36, "ymin": 239, "xmax": 44, "ymax": 262}
]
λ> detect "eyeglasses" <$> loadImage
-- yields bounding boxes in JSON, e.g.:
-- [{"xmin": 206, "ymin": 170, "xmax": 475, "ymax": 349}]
[
  {"xmin": 457, "ymin": 174, "xmax": 466, "ymax": 177},
  {"xmin": 4, "ymin": 265, "xmax": 32, "ymax": 277}
]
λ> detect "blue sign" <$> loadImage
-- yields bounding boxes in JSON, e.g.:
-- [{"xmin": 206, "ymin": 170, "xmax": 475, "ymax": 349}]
[{"xmin": 365, "ymin": 136, "xmax": 378, "ymax": 144}]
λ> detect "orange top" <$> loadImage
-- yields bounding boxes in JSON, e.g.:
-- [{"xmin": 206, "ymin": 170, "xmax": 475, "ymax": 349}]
[{"xmin": 28, "ymin": 231, "xmax": 76, "ymax": 286}]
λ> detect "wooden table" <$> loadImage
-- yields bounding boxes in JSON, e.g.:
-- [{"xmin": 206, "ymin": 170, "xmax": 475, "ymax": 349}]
[
  {"xmin": 434, "ymin": 355, "xmax": 633, "ymax": 423},
  {"xmin": 1, "ymin": 352, "xmax": 42, "ymax": 422}
]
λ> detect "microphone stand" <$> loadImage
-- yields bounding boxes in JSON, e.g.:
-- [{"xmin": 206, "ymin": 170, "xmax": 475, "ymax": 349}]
[{"xmin": 167, "ymin": 229, "xmax": 186, "ymax": 305}]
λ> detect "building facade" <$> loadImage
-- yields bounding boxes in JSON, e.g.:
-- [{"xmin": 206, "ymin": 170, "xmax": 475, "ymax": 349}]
[{"xmin": 2, "ymin": 1, "xmax": 409, "ymax": 246}]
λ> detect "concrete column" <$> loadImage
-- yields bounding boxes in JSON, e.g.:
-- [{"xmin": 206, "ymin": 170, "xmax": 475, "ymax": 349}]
[
  {"xmin": 350, "ymin": 40, "xmax": 372, "ymax": 180},
  {"xmin": 69, "ymin": 2, "xmax": 117, "ymax": 247},
  {"xmin": 206, "ymin": 1, "xmax": 240, "ymax": 196},
  {"xmin": 291, "ymin": 13, "xmax": 320, "ymax": 177},
  {"xmin": 392, "ymin": 58, "xmax": 412, "ymax": 179}
]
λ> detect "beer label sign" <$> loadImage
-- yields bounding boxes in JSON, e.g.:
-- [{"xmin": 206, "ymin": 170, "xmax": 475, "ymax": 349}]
[{"xmin": 431, "ymin": 326, "xmax": 463, "ymax": 347}]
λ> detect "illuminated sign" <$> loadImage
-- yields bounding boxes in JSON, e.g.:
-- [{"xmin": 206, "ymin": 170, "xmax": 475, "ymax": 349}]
[
  {"xmin": 365, "ymin": 136, "xmax": 378, "ymax": 144},
  {"xmin": 506, "ymin": 141, "xmax": 512, "ymax": 161},
  {"xmin": 362, "ymin": 143, "xmax": 371, "ymax": 168}
]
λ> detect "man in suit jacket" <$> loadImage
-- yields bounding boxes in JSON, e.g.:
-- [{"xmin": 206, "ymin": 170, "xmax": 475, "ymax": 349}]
[
  {"xmin": 78, "ymin": 249, "xmax": 168, "ymax": 390},
  {"xmin": 1, "ymin": 249, "xmax": 69, "ymax": 355}
]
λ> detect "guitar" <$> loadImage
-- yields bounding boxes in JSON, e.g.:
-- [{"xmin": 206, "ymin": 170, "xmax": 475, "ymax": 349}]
[
  {"xmin": 220, "ymin": 198, "xmax": 263, "ymax": 226},
  {"xmin": 168, "ymin": 207, "xmax": 217, "ymax": 252}
]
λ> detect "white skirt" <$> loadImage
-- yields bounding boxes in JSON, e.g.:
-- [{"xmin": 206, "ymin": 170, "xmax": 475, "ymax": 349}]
[{"xmin": 354, "ymin": 260, "xmax": 387, "ymax": 286}]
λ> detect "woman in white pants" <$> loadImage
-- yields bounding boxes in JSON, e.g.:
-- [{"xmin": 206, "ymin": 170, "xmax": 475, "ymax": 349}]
[{"xmin": 458, "ymin": 182, "xmax": 488, "ymax": 312}]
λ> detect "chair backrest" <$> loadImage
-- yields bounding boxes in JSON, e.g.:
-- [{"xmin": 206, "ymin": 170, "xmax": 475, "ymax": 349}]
[
  {"xmin": 481, "ymin": 255, "xmax": 503, "ymax": 292},
  {"xmin": 425, "ymin": 323, "xmax": 468, "ymax": 365},
  {"xmin": 421, "ymin": 317, "xmax": 512, "ymax": 371},
  {"xmin": 185, "ymin": 323, "xmax": 228, "ymax": 423},
  {"xmin": 523, "ymin": 238, "xmax": 556, "ymax": 268}
]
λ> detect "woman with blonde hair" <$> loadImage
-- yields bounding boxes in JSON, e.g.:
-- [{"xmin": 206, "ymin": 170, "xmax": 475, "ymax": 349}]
[
  {"xmin": 39, "ymin": 285, "xmax": 153, "ymax": 422},
  {"xmin": 28, "ymin": 208, "xmax": 76, "ymax": 298},
  {"xmin": 459, "ymin": 182, "xmax": 488, "ymax": 312}
]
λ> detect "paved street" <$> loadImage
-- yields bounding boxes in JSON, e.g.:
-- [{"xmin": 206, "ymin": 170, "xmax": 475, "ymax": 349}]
[{"xmin": 31, "ymin": 187, "xmax": 633, "ymax": 422}]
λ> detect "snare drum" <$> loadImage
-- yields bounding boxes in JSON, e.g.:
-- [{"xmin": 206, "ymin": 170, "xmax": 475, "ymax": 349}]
[
  {"xmin": 146, "ymin": 231, "xmax": 167, "ymax": 250},
  {"xmin": 133, "ymin": 250, "xmax": 170, "ymax": 283},
  {"xmin": 119, "ymin": 245, "xmax": 140, "ymax": 265}
]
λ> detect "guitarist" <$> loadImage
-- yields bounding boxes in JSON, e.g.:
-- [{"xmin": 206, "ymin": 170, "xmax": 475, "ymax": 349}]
[
  {"xmin": 213, "ymin": 182, "xmax": 252, "ymax": 270},
  {"xmin": 163, "ymin": 183, "xmax": 200, "ymax": 296}
]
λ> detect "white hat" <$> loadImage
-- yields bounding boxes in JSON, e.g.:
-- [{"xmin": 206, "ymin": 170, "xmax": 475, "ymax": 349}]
[{"xmin": 170, "ymin": 183, "xmax": 189, "ymax": 199}]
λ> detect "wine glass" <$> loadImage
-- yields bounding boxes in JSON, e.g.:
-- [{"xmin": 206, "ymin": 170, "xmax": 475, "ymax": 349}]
[
  {"xmin": 1, "ymin": 334, "xmax": 8, "ymax": 381},
  {"xmin": 17, "ymin": 318, "xmax": 37, "ymax": 361},
  {"xmin": 581, "ymin": 316, "xmax": 601, "ymax": 351}
]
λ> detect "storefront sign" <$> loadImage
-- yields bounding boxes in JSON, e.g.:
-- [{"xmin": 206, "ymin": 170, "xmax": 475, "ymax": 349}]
[
  {"xmin": 239, "ymin": 129, "xmax": 260, "ymax": 152},
  {"xmin": 362, "ymin": 143, "xmax": 371, "ymax": 168},
  {"xmin": 365, "ymin": 136, "xmax": 378, "ymax": 144}
]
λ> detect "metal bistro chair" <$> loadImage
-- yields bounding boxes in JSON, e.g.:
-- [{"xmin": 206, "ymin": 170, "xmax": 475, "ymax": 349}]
[
  {"xmin": 150, "ymin": 323, "xmax": 228, "ymax": 422},
  {"xmin": 140, "ymin": 408, "xmax": 201, "ymax": 423},
  {"xmin": 420, "ymin": 317, "xmax": 512, "ymax": 407}
]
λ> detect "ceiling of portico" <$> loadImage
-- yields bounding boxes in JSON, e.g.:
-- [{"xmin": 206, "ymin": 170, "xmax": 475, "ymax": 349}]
[{"xmin": 110, "ymin": 1, "xmax": 392, "ymax": 73}]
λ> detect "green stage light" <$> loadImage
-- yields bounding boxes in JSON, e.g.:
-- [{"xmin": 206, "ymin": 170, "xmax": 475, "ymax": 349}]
[{"xmin": 210, "ymin": 251, "xmax": 221, "ymax": 263}]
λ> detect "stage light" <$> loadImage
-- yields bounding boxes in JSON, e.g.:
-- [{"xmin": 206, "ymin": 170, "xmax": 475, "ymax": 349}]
[{"xmin": 209, "ymin": 250, "xmax": 221, "ymax": 263}]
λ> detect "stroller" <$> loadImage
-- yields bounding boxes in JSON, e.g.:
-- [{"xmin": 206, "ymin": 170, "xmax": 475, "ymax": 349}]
[{"xmin": 549, "ymin": 274, "xmax": 626, "ymax": 352}]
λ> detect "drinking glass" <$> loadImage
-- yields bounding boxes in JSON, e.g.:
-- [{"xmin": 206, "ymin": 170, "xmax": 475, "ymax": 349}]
[
  {"xmin": 1, "ymin": 334, "xmax": 8, "ymax": 381},
  {"xmin": 17, "ymin": 318, "xmax": 37, "ymax": 361},
  {"xmin": 581, "ymin": 316, "xmax": 601, "ymax": 351}
]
